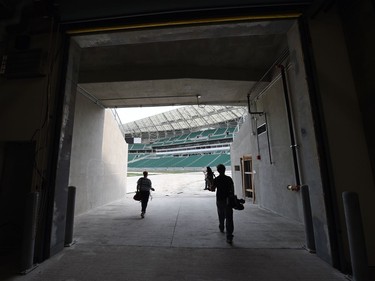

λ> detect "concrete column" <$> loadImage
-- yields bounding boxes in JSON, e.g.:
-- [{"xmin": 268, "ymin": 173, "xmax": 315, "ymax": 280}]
[
  {"xmin": 20, "ymin": 192, "xmax": 39, "ymax": 274},
  {"xmin": 301, "ymin": 185, "xmax": 316, "ymax": 253},
  {"xmin": 64, "ymin": 186, "xmax": 76, "ymax": 246},
  {"xmin": 342, "ymin": 192, "xmax": 369, "ymax": 281}
]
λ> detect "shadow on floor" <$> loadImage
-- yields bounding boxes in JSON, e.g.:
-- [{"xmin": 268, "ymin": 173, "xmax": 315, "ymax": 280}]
[{"xmin": 0, "ymin": 195, "xmax": 348, "ymax": 281}]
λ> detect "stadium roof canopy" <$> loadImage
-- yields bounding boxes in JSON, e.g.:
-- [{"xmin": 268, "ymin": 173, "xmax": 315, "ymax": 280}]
[{"xmin": 119, "ymin": 105, "xmax": 247, "ymax": 142}]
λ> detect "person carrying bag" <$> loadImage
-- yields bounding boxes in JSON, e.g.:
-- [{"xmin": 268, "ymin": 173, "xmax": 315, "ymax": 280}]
[{"xmin": 136, "ymin": 171, "xmax": 155, "ymax": 218}]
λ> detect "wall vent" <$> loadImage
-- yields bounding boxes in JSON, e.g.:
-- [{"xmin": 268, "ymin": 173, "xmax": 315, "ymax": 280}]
[{"xmin": 257, "ymin": 123, "xmax": 267, "ymax": 135}]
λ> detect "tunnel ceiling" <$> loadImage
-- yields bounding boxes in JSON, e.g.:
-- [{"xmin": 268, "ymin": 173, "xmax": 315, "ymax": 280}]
[
  {"xmin": 56, "ymin": 0, "xmax": 310, "ymax": 23},
  {"xmin": 75, "ymin": 20, "xmax": 295, "ymax": 108}
]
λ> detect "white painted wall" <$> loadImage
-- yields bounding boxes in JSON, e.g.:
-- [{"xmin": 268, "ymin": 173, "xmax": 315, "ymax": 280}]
[
  {"xmin": 230, "ymin": 22, "xmax": 336, "ymax": 264},
  {"xmin": 69, "ymin": 93, "xmax": 127, "ymax": 215},
  {"xmin": 230, "ymin": 116, "xmax": 252, "ymax": 199}
]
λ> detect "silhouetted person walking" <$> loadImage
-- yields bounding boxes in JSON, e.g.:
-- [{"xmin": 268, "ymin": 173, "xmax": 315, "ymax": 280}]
[
  {"xmin": 204, "ymin": 166, "xmax": 215, "ymax": 190},
  {"xmin": 137, "ymin": 171, "xmax": 155, "ymax": 218},
  {"xmin": 211, "ymin": 164, "xmax": 234, "ymax": 243}
]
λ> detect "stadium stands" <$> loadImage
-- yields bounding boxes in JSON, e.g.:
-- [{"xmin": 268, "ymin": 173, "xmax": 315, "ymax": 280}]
[
  {"xmin": 122, "ymin": 105, "xmax": 247, "ymax": 171},
  {"xmin": 128, "ymin": 126, "xmax": 236, "ymax": 171},
  {"xmin": 128, "ymin": 153, "xmax": 230, "ymax": 170}
]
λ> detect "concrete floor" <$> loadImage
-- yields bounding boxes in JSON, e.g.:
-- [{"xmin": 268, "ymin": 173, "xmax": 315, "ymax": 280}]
[{"xmin": 1, "ymin": 173, "xmax": 349, "ymax": 281}]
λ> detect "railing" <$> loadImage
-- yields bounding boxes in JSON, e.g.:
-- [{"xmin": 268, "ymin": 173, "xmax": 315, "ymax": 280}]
[{"xmin": 110, "ymin": 108, "xmax": 126, "ymax": 138}]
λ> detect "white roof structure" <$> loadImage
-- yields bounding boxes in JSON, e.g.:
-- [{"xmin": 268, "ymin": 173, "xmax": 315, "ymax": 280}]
[{"xmin": 118, "ymin": 105, "xmax": 247, "ymax": 142}]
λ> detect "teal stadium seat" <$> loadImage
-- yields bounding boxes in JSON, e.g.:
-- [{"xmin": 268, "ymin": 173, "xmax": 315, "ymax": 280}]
[{"xmin": 128, "ymin": 127, "xmax": 233, "ymax": 169}]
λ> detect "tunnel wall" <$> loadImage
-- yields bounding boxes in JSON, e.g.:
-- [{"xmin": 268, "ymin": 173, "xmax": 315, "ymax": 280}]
[
  {"xmin": 307, "ymin": 1, "xmax": 375, "ymax": 267},
  {"xmin": 231, "ymin": 21, "xmax": 333, "ymax": 264},
  {"xmin": 286, "ymin": 22, "xmax": 333, "ymax": 264},
  {"xmin": 240, "ymin": 76, "xmax": 304, "ymax": 224},
  {"xmin": 68, "ymin": 93, "xmax": 127, "ymax": 215},
  {"xmin": 0, "ymin": 22, "xmax": 69, "ymax": 259}
]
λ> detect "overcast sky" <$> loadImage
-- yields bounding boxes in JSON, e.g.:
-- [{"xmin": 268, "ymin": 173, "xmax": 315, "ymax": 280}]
[{"xmin": 115, "ymin": 106, "xmax": 184, "ymax": 124}]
